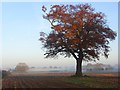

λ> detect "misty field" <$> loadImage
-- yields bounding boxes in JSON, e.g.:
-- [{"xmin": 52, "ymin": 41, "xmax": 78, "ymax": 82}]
[{"xmin": 2, "ymin": 72, "xmax": 119, "ymax": 89}]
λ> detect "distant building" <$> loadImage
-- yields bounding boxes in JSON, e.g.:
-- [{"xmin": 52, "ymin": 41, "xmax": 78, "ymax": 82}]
[
  {"xmin": 83, "ymin": 63, "xmax": 113, "ymax": 72},
  {"xmin": 15, "ymin": 63, "xmax": 29, "ymax": 72}
]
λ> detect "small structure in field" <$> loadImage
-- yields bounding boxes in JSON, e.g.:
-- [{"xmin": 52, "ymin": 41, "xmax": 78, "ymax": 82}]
[{"xmin": 15, "ymin": 63, "xmax": 29, "ymax": 72}]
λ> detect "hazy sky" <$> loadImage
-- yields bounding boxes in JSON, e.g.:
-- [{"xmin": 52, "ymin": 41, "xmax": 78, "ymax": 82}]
[{"xmin": 1, "ymin": 2, "xmax": 118, "ymax": 69}]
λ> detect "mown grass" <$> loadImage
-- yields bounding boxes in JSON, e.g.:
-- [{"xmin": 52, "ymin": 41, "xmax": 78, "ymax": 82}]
[{"xmin": 62, "ymin": 76, "xmax": 119, "ymax": 88}]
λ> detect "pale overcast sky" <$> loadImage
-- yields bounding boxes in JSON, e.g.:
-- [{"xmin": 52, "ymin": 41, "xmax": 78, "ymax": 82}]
[{"xmin": 1, "ymin": 1, "xmax": 118, "ymax": 69}]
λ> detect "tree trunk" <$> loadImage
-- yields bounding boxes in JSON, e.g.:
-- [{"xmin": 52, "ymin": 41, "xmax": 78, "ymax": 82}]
[
  {"xmin": 70, "ymin": 48, "xmax": 83, "ymax": 76},
  {"xmin": 75, "ymin": 59, "xmax": 82, "ymax": 76}
]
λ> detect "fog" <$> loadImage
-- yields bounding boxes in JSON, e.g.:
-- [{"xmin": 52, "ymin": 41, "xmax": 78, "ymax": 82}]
[{"xmin": 3, "ymin": 63, "xmax": 118, "ymax": 73}]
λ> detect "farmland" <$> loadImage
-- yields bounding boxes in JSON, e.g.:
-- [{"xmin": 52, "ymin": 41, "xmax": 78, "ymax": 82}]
[
  {"xmin": 2, "ymin": 72, "xmax": 119, "ymax": 89},
  {"xmin": 2, "ymin": 75, "xmax": 82, "ymax": 88}
]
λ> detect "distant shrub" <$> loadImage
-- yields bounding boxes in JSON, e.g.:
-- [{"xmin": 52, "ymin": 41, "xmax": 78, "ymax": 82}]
[{"xmin": 15, "ymin": 63, "xmax": 29, "ymax": 72}]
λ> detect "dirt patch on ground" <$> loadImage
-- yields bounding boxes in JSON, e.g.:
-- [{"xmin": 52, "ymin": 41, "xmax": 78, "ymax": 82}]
[
  {"xmin": 83, "ymin": 72, "xmax": 119, "ymax": 77},
  {"xmin": 11, "ymin": 72, "xmax": 75, "ymax": 77},
  {"xmin": 11, "ymin": 72, "xmax": 119, "ymax": 77}
]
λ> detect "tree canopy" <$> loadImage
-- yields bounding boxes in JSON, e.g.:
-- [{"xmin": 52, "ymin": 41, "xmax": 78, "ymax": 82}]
[{"xmin": 40, "ymin": 4, "xmax": 116, "ymax": 62}]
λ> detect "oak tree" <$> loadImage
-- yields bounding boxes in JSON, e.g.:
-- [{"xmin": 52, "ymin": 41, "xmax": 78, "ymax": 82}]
[{"xmin": 39, "ymin": 4, "xmax": 116, "ymax": 76}]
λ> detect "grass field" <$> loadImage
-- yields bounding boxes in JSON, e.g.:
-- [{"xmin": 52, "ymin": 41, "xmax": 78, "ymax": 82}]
[{"xmin": 62, "ymin": 76, "xmax": 119, "ymax": 88}]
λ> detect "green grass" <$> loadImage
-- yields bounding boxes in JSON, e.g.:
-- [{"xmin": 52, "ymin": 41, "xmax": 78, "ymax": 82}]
[{"xmin": 62, "ymin": 76, "xmax": 119, "ymax": 88}]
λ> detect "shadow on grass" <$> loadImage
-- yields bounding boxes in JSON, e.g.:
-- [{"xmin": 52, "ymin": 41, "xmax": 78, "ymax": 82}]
[{"xmin": 70, "ymin": 74, "xmax": 90, "ymax": 78}]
